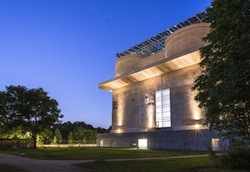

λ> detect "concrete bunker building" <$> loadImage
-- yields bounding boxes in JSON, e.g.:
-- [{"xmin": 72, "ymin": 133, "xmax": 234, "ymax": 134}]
[{"xmin": 98, "ymin": 12, "xmax": 228, "ymax": 151}]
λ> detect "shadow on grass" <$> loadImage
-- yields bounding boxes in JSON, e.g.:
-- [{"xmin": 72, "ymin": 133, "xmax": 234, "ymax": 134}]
[
  {"xmin": 0, "ymin": 164, "xmax": 26, "ymax": 172},
  {"xmin": 75, "ymin": 157, "xmax": 249, "ymax": 172}
]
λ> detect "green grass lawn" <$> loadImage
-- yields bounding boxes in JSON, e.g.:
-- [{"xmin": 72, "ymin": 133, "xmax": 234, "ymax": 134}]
[
  {"xmin": 0, "ymin": 147, "xmax": 247, "ymax": 172},
  {"xmin": 76, "ymin": 157, "xmax": 248, "ymax": 172},
  {"xmin": 0, "ymin": 164, "xmax": 26, "ymax": 172},
  {"xmin": 0, "ymin": 147, "xmax": 208, "ymax": 160}
]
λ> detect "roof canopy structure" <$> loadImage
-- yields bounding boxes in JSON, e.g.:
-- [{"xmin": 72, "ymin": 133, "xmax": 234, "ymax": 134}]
[
  {"xmin": 100, "ymin": 50, "xmax": 201, "ymax": 91},
  {"xmin": 116, "ymin": 11, "xmax": 207, "ymax": 58}
]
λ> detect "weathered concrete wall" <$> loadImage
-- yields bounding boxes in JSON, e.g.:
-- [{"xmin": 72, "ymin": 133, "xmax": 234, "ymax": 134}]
[
  {"xmin": 115, "ymin": 54, "xmax": 148, "ymax": 77},
  {"xmin": 97, "ymin": 129, "xmax": 229, "ymax": 151},
  {"xmin": 111, "ymin": 23, "xmax": 210, "ymax": 133},
  {"xmin": 112, "ymin": 63, "xmax": 206, "ymax": 133},
  {"xmin": 140, "ymin": 51, "xmax": 165, "ymax": 68},
  {"xmin": 165, "ymin": 23, "xmax": 210, "ymax": 59}
]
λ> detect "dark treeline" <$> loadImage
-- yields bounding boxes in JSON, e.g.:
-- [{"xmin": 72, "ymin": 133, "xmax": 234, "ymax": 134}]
[
  {"xmin": 0, "ymin": 120, "xmax": 111, "ymax": 146},
  {"xmin": 0, "ymin": 85, "xmax": 110, "ymax": 147},
  {"xmin": 57, "ymin": 121, "xmax": 111, "ymax": 141},
  {"xmin": 38, "ymin": 121, "xmax": 111, "ymax": 144}
]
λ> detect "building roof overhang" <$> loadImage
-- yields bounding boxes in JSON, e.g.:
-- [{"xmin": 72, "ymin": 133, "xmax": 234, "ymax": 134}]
[{"xmin": 99, "ymin": 50, "xmax": 201, "ymax": 91}]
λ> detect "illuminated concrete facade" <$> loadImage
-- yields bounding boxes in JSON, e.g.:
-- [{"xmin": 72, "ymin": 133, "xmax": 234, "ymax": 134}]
[{"xmin": 98, "ymin": 21, "xmax": 229, "ymax": 150}]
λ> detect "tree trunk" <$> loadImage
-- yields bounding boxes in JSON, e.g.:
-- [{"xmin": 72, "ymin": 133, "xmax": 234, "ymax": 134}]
[{"xmin": 32, "ymin": 135, "xmax": 37, "ymax": 149}]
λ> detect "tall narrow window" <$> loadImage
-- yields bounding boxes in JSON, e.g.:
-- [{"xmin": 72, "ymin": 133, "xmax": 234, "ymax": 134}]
[{"xmin": 155, "ymin": 88, "xmax": 171, "ymax": 128}]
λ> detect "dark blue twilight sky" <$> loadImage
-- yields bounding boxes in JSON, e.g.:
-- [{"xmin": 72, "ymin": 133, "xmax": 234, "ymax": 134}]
[{"xmin": 0, "ymin": 0, "xmax": 211, "ymax": 128}]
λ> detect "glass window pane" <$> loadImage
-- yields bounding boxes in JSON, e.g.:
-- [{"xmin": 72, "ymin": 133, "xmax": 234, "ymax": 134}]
[{"xmin": 155, "ymin": 88, "xmax": 171, "ymax": 128}]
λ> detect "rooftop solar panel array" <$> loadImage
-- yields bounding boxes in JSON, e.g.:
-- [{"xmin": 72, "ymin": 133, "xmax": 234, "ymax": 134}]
[{"xmin": 117, "ymin": 11, "xmax": 207, "ymax": 58}]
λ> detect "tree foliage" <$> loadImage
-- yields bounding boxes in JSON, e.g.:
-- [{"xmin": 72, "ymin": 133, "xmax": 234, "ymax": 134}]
[
  {"xmin": 57, "ymin": 121, "xmax": 109, "ymax": 141},
  {"xmin": 67, "ymin": 131, "xmax": 73, "ymax": 143},
  {"xmin": 38, "ymin": 128, "xmax": 53, "ymax": 144},
  {"xmin": 0, "ymin": 85, "xmax": 63, "ymax": 148},
  {"xmin": 72, "ymin": 126, "xmax": 97, "ymax": 144},
  {"xmin": 193, "ymin": 0, "xmax": 250, "ymax": 142},
  {"xmin": 53, "ymin": 128, "xmax": 63, "ymax": 144}
]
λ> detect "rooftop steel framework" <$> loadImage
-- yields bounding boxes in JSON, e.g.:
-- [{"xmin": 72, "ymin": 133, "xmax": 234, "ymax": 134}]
[{"xmin": 117, "ymin": 11, "xmax": 207, "ymax": 58}]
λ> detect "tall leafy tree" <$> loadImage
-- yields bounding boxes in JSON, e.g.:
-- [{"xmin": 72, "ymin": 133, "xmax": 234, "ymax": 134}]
[
  {"xmin": 73, "ymin": 126, "xmax": 86, "ymax": 143},
  {"xmin": 53, "ymin": 128, "xmax": 63, "ymax": 144},
  {"xmin": 67, "ymin": 131, "xmax": 73, "ymax": 143},
  {"xmin": 72, "ymin": 126, "xmax": 97, "ymax": 143},
  {"xmin": 193, "ymin": 0, "xmax": 250, "ymax": 142},
  {"xmin": 0, "ymin": 89, "xmax": 12, "ymax": 134},
  {"xmin": 39, "ymin": 128, "xmax": 53, "ymax": 144},
  {"xmin": 57, "ymin": 121, "xmax": 97, "ymax": 140},
  {"xmin": 0, "ymin": 85, "xmax": 63, "ymax": 148}
]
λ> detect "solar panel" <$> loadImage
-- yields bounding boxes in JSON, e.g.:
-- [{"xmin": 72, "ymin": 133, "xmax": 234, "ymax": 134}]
[
  {"xmin": 116, "ymin": 11, "xmax": 207, "ymax": 58},
  {"xmin": 188, "ymin": 16, "xmax": 199, "ymax": 23}
]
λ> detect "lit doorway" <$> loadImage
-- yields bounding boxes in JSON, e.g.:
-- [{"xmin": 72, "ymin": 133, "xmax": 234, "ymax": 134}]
[
  {"xmin": 138, "ymin": 139, "xmax": 148, "ymax": 149},
  {"xmin": 100, "ymin": 140, "xmax": 103, "ymax": 147}
]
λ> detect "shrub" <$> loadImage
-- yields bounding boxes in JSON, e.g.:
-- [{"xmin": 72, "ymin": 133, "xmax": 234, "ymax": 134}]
[
  {"xmin": 220, "ymin": 142, "xmax": 250, "ymax": 169},
  {"xmin": 0, "ymin": 139, "xmax": 33, "ymax": 148},
  {"xmin": 207, "ymin": 145, "xmax": 221, "ymax": 167}
]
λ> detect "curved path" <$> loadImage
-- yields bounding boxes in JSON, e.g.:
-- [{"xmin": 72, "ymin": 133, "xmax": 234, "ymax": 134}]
[
  {"xmin": 0, "ymin": 152, "xmax": 210, "ymax": 172},
  {"xmin": 0, "ymin": 153, "xmax": 93, "ymax": 172}
]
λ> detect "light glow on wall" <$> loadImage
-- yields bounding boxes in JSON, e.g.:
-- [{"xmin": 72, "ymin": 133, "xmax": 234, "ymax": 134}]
[
  {"xmin": 117, "ymin": 128, "xmax": 122, "ymax": 133},
  {"xmin": 189, "ymin": 90, "xmax": 202, "ymax": 120},
  {"xmin": 193, "ymin": 110, "xmax": 201, "ymax": 120},
  {"xmin": 146, "ymin": 104, "xmax": 155, "ymax": 129},
  {"xmin": 194, "ymin": 124, "xmax": 200, "ymax": 130},
  {"xmin": 116, "ymin": 97, "xmax": 125, "ymax": 127},
  {"xmin": 117, "ymin": 110, "xmax": 124, "ymax": 127}
]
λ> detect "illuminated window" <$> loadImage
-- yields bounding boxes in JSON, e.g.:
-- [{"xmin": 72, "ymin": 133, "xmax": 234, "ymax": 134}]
[
  {"xmin": 211, "ymin": 138, "xmax": 220, "ymax": 151},
  {"xmin": 155, "ymin": 89, "xmax": 171, "ymax": 128},
  {"xmin": 138, "ymin": 139, "xmax": 147, "ymax": 149}
]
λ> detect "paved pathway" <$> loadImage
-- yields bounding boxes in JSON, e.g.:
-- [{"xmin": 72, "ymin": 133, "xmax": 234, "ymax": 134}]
[
  {"xmin": 0, "ymin": 153, "xmax": 94, "ymax": 172},
  {"xmin": 0, "ymin": 152, "xmax": 210, "ymax": 172}
]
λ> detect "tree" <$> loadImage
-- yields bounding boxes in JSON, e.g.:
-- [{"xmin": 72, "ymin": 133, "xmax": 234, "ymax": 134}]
[
  {"xmin": 56, "ymin": 121, "xmax": 108, "ymax": 143},
  {"xmin": 72, "ymin": 126, "xmax": 97, "ymax": 143},
  {"xmin": 57, "ymin": 121, "xmax": 74, "ymax": 140},
  {"xmin": 67, "ymin": 131, "xmax": 73, "ymax": 143},
  {"xmin": 53, "ymin": 128, "xmax": 63, "ymax": 144},
  {"xmin": 0, "ymin": 85, "xmax": 63, "ymax": 148},
  {"xmin": 0, "ymin": 90, "xmax": 10, "ymax": 135},
  {"xmin": 57, "ymin": 121, "xmax": 92, "ymax": 140},
  {"xmin": 193, "ymin": 0, "xmax": 250, "ymax": 142},
  {"xmin": 85, "ymin": 130, "xmax": 97, "ymax": 144},
  {"xmin": 0, "ymin": 125, "xmax": 30, "ymax": 139},
  {"xmin": 72, "ymin": 126, "xmax": 86, "ymax": 143},
  {"xmin": 39, "ymin": 128, "xmax": 53, "ymax": 144}
]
